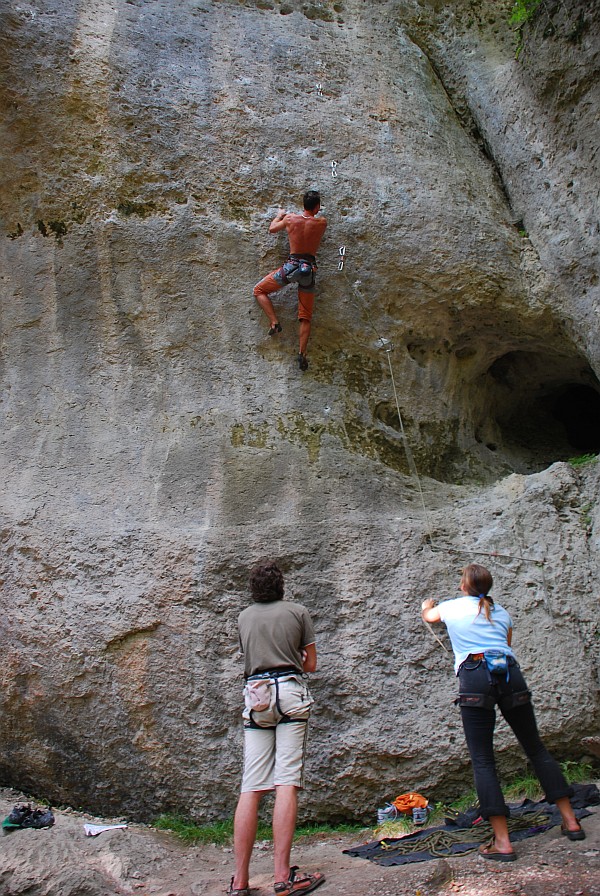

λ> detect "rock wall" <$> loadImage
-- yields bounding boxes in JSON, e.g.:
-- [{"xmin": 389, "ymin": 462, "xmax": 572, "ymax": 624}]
[{"xmin": 0, "ymin": 0, "xmax": 598, "ymax": 821}]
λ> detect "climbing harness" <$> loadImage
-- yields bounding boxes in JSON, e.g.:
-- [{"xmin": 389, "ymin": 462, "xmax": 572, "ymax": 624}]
[
  {"xmin": 244, "ymin": 669, "xmax": 305, "ymax": 727},
  {"xmin": 282, "ymin": 256, "xmax": 316, "ymax": 290}
]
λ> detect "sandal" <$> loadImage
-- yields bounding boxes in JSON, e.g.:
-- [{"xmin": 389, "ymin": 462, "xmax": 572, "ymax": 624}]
[
  {"xmin": 274, "ymin": 866, "xmax": 325, "ymax": 896},
  {"xmin": 561, "ymin": 823, "xmax": 586, "ymax": 841},
  {"xmin": 478, "ymin": 839, "xmax": 516, "ymax": 862},
  {"xmin": 227, "ymin": 877, "xmax": 250, "ymax": 896},
  {"xmin": 268, "ymin": 323, "xmax": 282, "ymax": 336}
]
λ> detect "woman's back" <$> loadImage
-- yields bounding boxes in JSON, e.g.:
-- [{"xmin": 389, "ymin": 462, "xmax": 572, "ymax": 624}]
[{"xmin": 438, "ymin": 595, "xmax": 514, "ymax": 673}]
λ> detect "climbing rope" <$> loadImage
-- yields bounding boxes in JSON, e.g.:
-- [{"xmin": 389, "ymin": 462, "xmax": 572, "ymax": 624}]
[
  {"xmin": 334, "ymin": 247, "xmax": 548, "ymax": 570},
  {"xmin": 376, "ymin": 810, "xmax": 553, "ymax": 860},
  {"xmin": 336, "ymin": 257, "xmax": 431, "ymax": 523}
]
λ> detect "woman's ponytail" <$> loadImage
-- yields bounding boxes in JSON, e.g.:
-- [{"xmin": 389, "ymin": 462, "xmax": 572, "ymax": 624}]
[
  {"xmin": 477, "ymin": 592, "xmax": 495, "ymax": 622},
  {"xmin": 461, "ymin": 564, "xmax": 495, "ymax": 621}
]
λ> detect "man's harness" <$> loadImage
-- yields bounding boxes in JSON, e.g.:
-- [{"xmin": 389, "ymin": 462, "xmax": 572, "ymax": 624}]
[
  {"xmin": 245, "ymin": 667, "xmax": 305, "ymax": 729},
  {"xmin": 280, "ymin": 254, "xmax": 317, "ymax": 290}
]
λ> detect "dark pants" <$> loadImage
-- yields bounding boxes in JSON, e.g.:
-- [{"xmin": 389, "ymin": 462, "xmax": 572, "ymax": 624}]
[{"xmin": 458, "ymin": 658, "xmax": 573, "ymax": 819}]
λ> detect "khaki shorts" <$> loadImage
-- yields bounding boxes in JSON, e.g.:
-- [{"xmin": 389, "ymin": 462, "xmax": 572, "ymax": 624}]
[{"xmin": 241, "ymin": 675, "xmax": 313, "ymax": 792}]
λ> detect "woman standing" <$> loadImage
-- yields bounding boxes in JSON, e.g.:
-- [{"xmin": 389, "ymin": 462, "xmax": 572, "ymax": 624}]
[{"xmin": 421, "ymin": 563, "xmax": 585, "ymax": 861}]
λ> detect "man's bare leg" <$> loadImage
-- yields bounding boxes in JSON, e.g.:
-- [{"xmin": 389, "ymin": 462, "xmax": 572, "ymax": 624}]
[
  {"xmin": 254, "ymin": 291, "xmax": 280, "ymax": 331},
  {"xmin": 232, "ymin": 790, "xmax": 263, "ymax": 889},
  {"xmin": 273, "ymin": 785, "xmax": 298, "ymax": 884}
]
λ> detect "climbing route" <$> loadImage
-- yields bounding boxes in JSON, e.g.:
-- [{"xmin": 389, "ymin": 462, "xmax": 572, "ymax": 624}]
[{"xmin": 313, "ymin": 70, "xmax": 551, "ymax": 605}]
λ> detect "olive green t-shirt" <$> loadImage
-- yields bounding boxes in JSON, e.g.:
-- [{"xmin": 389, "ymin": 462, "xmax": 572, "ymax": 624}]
[{"xmin": 238, "ymin": 599, "xmax": 316, "ymax": 677}]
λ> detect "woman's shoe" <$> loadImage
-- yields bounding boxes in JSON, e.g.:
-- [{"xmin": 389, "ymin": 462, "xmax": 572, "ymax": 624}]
[
  {"xmin": 561, "ymin": 823, "xmax": 586, "ymax": 841},
  {"xmin": 478, "ymin": 839, "xmax": 517, "ymax": 862}
]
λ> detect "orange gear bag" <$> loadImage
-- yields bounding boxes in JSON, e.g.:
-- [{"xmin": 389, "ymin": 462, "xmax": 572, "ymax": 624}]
[{"xmin": 392, "ymin": 792, "xmax": 429, "ymax": 814}]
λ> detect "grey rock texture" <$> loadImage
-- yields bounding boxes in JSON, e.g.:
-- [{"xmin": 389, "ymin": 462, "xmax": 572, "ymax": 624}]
[{"xmin": 0, "ymin": 0, "xmax": 598, "ymax": 821}]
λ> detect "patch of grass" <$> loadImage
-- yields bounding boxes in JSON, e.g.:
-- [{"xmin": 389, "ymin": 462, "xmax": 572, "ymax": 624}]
[
  {"xmin": 153, "ymin": 816, "xmax": 242, "ymax": 845},
  {"xmin": 156, "ymin": 762, "xmax": 596, "ymax": 846},
  {"xmin": 294, "ymin": 821, "xmax": 367, "ymax": 839},
  {"xmin": 509, "ymin": 0, "xmax": 544, "ymax": 58},
  {"xmin": 568, "ymin": 453, "xmax": 598, "ymax": 467},
  {"xmin": 561, "ymin": 759, "xmax": 595, "ymax": 784},
  {"xmin": 444, "ymin": 790, "xmax": 477, "ymax": 814},
  {"xmin": 504, "ymin": 771, "xmax": 544, "ymax": 802},
  {"xmin": 375, "ymin": 815, "xmax": 413, "ymax": 838},
  {"xmin": 580, "ymin": 501, "xmax": 593, "ymax": 535},
  {"xmin": 153, "ymin": 815, "xmax": 365, "ymax": 846}
]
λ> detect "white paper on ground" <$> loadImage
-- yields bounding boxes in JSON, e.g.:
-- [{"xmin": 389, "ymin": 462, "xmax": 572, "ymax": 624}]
[{"xmin": 84, "ymin": 823, "xmax": 128, "ymax": 837}]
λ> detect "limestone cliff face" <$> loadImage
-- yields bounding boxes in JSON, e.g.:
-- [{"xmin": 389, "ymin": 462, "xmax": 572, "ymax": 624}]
[{"xmin": 0, "ymin": 0, "xmax": 598, "ymax": 821}]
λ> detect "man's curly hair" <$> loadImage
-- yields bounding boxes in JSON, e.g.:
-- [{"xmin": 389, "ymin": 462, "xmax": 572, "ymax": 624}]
[{"xmin": 249, "ymin": 560, "xmax": 285, "ymax": 603}]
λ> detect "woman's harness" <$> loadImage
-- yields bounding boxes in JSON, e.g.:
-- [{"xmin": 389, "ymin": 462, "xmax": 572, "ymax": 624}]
[{"xmin": 456, "ymin": 653, "xmax": 531, "ymax": 711}]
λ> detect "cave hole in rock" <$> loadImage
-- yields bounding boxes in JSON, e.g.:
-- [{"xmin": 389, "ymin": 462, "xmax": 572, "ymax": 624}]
[
  {"xmin": 371, "ymin": 349, "xmax": 599, "ymax": 482},
  {"xmin": 483, "ymin": 350, "xmax": 600, "ymax": 470}
]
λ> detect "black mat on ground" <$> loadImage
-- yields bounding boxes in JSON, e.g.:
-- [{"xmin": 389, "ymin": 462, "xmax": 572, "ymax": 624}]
[{"xmin": 343, "ymin": 783, "xmax": 599, "ymax": 866}]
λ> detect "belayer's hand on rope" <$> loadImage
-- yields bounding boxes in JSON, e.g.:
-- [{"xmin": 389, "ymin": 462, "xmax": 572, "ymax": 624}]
[{"xmin": 421, "ymin": 598, "xmax": 449, "ymax": 652}]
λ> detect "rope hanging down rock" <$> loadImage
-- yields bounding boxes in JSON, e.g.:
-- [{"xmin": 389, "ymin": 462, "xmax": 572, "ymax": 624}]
[{"xmin": 332, "ymin": 239, "xmax": 544, "ymax": 572}]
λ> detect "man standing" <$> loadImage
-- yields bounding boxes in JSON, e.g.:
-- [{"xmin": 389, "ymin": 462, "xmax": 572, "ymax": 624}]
[
  {"xmin": 229, "ymin": 560, "xmax": 325, "ymax": 896},
  {"xmin": 253, "ymin": 190, "xmax": 327, "ymax": 372}
]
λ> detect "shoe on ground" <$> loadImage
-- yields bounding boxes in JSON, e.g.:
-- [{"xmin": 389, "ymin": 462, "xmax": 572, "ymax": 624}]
[
  {"xmin": 227, "ymin": 878, "xmax": 249, "ymax": 896},
  {"xmin": 561, "ymin": 823, "xmax": 586, "ymax": 841},
  {"xmin": 21, "ymin": 808, "xmax": 55, "ymax": 829},
  {"xmin": 7, "ymin": 804, "xmax": 32, "ymax": 826},
  {"xmin": 274, "ymin": 866, "xmax": 325, "ymax": 895},
  {"xmin": 298, "ymin": 353, "xmax": 308, "ymax": 371}
]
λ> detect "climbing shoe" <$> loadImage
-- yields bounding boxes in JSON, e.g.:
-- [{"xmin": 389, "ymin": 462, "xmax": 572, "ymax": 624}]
[
  {"xmin": 7, "ymin": 805, "xmax": 32, "ymax": 826},
  {"xmin": 298, "ymin": 353, "xmax": 308, "ymax": 371},
  {"xmin": 268, "ymin": 323, "xmax": 282, "ymax": 336},
  {"xmin": 21, "ymin": 807, "xmax": 55, "ymax": 829}
]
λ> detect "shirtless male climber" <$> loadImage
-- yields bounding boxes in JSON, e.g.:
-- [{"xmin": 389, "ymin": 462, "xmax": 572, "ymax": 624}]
[{"xmin": 253, "ymin": 190, "xmax": 327, "ymax": 372}]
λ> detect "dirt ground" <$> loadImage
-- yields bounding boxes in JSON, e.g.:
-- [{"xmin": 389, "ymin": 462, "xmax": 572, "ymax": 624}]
[{"xmin": 1, "ymin": 787, "xmax": 599, "ymax": 896}]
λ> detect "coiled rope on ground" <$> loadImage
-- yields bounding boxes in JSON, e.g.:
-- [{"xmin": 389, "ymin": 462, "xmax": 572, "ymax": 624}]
[{"xmin": 376, "ymin": 810, "xmax": 553, "ymax": 859}]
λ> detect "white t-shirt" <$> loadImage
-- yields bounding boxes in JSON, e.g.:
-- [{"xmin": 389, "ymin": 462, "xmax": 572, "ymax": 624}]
[{"xmin": 437, "ymin": 595, "xmax": 515, "ymax": 674}]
